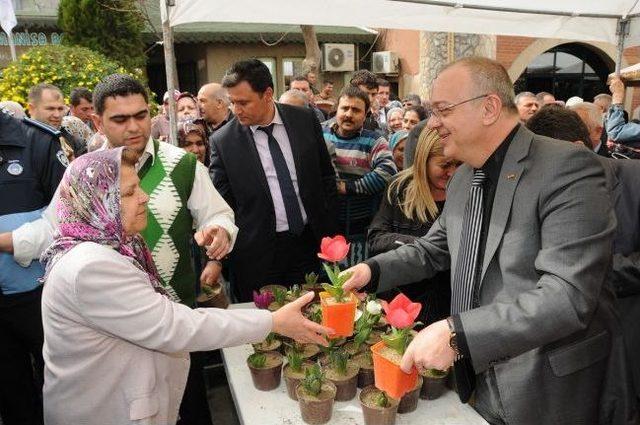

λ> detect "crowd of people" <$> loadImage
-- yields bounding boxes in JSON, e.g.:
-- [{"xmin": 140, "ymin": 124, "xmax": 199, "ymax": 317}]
[{"xmin": 0, "ymin": 54, "xmax": 639, "ymax": 425}]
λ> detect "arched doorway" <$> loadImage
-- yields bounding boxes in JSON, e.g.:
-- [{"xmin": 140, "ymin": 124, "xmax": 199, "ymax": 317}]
[{"xmin": 514, "ymin": 43, "xmax": 614, "ymax": 102}]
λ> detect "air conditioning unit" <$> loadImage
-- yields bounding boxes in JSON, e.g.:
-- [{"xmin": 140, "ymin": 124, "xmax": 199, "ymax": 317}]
[
  {"xmin": 322, "ymin": 43, "xmax": 355, "ymax": 72},
  {"xmin": 372, "ymin": 51, "xmax": 399, "ymax": 75}
]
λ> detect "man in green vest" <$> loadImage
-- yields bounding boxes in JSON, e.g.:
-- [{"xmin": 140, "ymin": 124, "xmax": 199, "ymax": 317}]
[{"xmin": 7, "ymin": 74, "xmax": 236, "ymax": 425}]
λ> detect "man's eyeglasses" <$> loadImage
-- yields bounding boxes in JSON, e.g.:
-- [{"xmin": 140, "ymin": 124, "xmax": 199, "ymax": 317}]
[{"xmin": 430, "ymin": 94, "xmax": 489, "ymax": 119}]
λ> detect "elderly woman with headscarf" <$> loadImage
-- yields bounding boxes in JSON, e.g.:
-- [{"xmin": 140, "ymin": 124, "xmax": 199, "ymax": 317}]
[
  {"xmin": 388, "ymin": 130, "xmax": 409, "ymax": 171},
  {"xmin": 386, "ymin": 107, "xmax": 404, "ymax": 135},
  {"xmin": 40, "ymin": 148, "xmax": 330, "ymax": 425}
]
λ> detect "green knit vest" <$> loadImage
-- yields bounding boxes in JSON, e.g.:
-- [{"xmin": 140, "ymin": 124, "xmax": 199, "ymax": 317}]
[{"xmin": 139, "ymin": 140, "xmax": 197, "ymax": 306}]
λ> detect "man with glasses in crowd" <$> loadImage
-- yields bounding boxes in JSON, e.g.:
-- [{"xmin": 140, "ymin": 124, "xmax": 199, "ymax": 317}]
[{"xmin": 343, "ymin": 56, "xmax": 634, "ymax": 424}]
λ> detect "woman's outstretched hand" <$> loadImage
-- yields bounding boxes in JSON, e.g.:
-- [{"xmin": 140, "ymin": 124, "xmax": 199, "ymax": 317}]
[{"xmin": 271, "ymin": 291, "xmax": 333, "ymax": 346}]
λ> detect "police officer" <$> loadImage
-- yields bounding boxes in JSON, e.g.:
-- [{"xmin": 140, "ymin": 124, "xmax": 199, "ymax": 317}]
[
  {"xmin": 27, "ymin": 83, "xmax": 86, "ymax": 161},
  {"xmin": 0, "ymin": 109, "xmax": 67, "ymax": 425}
]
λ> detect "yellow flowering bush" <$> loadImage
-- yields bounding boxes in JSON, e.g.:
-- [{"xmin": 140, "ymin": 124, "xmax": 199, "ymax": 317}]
[{"xmin": 0, "ymin": 44, "xmax": 146, "ymax": 107}]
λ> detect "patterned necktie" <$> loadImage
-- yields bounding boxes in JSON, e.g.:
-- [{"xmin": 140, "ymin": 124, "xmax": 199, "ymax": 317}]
[
  {"xmin": 258, "ymin": 124, "xmax": 305, "ymax": 236},
  {"xmin": 451, "ymin": 169, "xmax": 486, "ymax": 315}
]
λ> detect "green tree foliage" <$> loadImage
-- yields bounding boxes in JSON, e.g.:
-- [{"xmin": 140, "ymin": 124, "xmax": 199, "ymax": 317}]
[
  {"xmin": 58, "ymin": 0, "xmax": 146, "ymax": 71},
  {"xmin": 0, "ymin": 44, "xmax": 145, "ymax": 106}
]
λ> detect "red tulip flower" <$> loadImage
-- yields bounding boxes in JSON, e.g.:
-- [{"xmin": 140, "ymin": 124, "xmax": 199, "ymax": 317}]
[
  {"xmin": 381, "ymin": 293, "xmax": 422, "ymax": 329},
  {"xmin": 318, "ymin": 235, "xmax": 350, "ymax": 263},
  {"xmin": 380, "ymin": 293, "xmax": 422, "ymax": 355}
]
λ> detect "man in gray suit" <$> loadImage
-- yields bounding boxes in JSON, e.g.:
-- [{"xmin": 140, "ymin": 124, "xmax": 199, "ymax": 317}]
[{"xmin": 344, "ymin": 57, "xmax": 635, "ymax": 424}]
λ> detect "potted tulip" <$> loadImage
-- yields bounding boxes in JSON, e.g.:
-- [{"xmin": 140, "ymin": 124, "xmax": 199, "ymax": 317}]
[
  {"xmin": 318, "ymin": 235, "xmax": 358, "ymax": 338},
  {"xmin": 252, "ymin": 332, "xmax": 281, "ymax": 353},
  {"xmin": 397, "ymin": 376, "xmax": 423, "ymax": 414},
  {"xmin": 283, "ymin": 350, "xmax": 312, "ymax": 400},
  {"xmin": 305, "ymin": 302, "xmax": 323, "ymax": 324},
  {"xmin": 260, "ymin": 284, "xmax": 288, "ymax": 295},
  {"xmin": 196, "ymin": 283, "xmax": 230, "ymax": 308},
  {"xmin": 420, "ymin": 368, "xmax": 449, "ymax": 400},
  {"xmin": 359, "ymin": 386, "xmax": 399, "ymax": 425},
  {"xmin": 353, "ymin": 350, "xmax": 375, "ymax": 388},
  {"xmin": 302, "ymin": 272, "xmax": 323, "ymax": 302},
  {"xmin": 285, "ymin": 341, "xmax": 320, "ymax": 361},
  {"xmin": 286, "ymin": 284, "xmax": 309, "ymax": 302},
  {"xmin": 253, "ymin": 290, "xmax": 274, "ymax": 310},
  {"xmin": 296, "ymin": 363, "xmax": 337, "ymax": 425},
  {"xmin": 268, "ymin": 287, "xmax": 288, "ymax": 312},
  {"xmin": 323, "ymin": 348, "xmax": 359, "ymax": 401},
  {"xmin": 247, "ymin": 351, "xmax": 283, "ymax": 391},
  {"xmin": 371, "ymin": 293, "xmax": 421, "ymax": 400}
]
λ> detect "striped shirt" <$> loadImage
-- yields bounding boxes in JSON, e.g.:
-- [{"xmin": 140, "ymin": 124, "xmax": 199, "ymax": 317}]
[{"xmin": 323, "ymin": 123, "xmax": 397, "ymax": 195}]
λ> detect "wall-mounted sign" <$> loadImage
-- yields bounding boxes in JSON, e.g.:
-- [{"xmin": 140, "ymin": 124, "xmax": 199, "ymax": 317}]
[{"xmin": 0, "ymin": 31, "xmax": 62, "ymax": 46}]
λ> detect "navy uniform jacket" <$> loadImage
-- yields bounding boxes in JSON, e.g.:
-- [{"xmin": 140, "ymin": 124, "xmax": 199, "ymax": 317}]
[{"xmin": 0, "ymin": 113, "xmax": 67, "ymax": 216}]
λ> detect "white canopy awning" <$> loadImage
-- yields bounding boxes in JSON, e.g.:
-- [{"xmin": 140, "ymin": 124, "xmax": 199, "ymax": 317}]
[{"xmin": 165, "ymin": 0, "xmax": 640, "ymax": 47}]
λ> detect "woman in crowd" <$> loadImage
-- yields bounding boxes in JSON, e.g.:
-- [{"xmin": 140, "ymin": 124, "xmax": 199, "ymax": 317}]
[
  {"xmin": 177, "ymin": 92, "xmax": 201, "ymax": 121},
  {"xmin": 367, "ymin": 127, "xmax": 459, "ymax": 325},
  {"xmin": 40, "ymin": 148, "xmax": 329, "ymax": 425},
  {"xmin": 386, "ymin": 107, "xmax": 404, "ymax": 134},
  {"xmin": 402, "ymin": 105, "xmax": 427, "ymax": 132},
  {"xmin": 61, "ymin": 115, "xmax": 94, "ymax": 148},
  {"xmin": 177, "ymin": 119, "xmax": 209, "ymax": 166},
  {"xmin": 388, "ymin": 129, "xmax": 409, "ymax": 172}
]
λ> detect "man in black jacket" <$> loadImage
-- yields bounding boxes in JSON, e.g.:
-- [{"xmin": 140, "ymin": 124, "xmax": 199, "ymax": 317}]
[{"xmin": 209, "ymin": 59, "xmax": 338, "ymax": 302}]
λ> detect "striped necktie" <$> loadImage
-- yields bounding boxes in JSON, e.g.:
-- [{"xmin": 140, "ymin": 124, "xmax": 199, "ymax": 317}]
[{"xmin": 451, "ymin": 169, "xmax": 486, "ymax": 315}]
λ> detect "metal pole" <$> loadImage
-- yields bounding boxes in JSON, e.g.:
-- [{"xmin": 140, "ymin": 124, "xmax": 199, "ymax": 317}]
[
  {"xmin": 161, "ymin": 0, "xmax": 178, "ymax": 146},
  {"xmin": 615, "ymin": 18, "xmax": 629, "ymax": 75},
  {"xmin": 7, "ymin": 31, "xmax": 16, "ymax": 61}
]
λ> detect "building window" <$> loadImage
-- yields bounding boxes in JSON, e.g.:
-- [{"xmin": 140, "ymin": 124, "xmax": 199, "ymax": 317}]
[
  {"xmin": 257, "ymin": 57, "xmax": 277, "ymax": 94},
  {"xmin": 515, "ymin": 43, "xmax": 612, "ymax": 102},
  {"xmin": 283, "ymin": 57, "xmax": 304, "ymax": 90}
]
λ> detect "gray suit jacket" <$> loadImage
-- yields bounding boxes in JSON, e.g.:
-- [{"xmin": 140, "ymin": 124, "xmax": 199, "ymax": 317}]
[
  {"xmin": 369, "ymin": 126, "xmax": 635, "ymax": 424},
  {"xmin": 601, "ymin": 157, "xmax": 640, "ymax": 400}
]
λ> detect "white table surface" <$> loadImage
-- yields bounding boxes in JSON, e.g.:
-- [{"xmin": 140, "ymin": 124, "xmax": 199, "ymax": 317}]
[{"xmin": 221, "ymin": 303, "xmax": 489, "ymax": 425}]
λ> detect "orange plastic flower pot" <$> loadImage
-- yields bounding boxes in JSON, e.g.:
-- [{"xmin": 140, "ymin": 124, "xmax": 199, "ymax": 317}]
[
  {"xmin": 370, "ymin": 341, "xmax": 418, "ymax": 400},
  {"xmin": 320, "ymin": 291, "xmax": 358, "ymax": 338}
]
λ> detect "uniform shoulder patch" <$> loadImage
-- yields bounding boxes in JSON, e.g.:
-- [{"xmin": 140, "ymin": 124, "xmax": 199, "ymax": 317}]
[
  {"xmin": 56, "ymin": 150, "xmax": 69, "ymax": 167},
  {"xmin": 22, "ymin": 117, "xmax": 61, "ymax": 137}
]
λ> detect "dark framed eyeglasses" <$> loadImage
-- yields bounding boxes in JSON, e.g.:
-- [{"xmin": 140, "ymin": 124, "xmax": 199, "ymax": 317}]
[{"xmin": 431, "ymin": 94, "xmax": 489, "ymax": 119}]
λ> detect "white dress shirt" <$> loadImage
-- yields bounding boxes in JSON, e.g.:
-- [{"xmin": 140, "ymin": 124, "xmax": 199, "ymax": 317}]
[
  {"xmin": 12, "ymin": 137, "xmax": 238, "ymax": 266},
  {"xmin": 249, "ymin": 105, "xmax": 308, "ymax": 232}
]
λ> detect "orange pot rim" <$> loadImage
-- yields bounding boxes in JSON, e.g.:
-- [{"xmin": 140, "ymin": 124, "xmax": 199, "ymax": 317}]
[{"xmin": 319, "ymin": 291, "xmax": 359, "ymax": 306}]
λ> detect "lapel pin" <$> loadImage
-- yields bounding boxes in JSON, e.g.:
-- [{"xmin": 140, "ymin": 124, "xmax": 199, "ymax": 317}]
[{"xmin": 506, "ymin": 173, "xmax": 516, "ymax": 180}]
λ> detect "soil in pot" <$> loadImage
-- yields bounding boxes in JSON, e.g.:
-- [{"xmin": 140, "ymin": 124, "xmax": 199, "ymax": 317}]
[
  {"xmin": 397, "ymin": 376, "xmax": 422, "ymax": 414},
  {"xmin": 252, "ymin": 337, "xmax": 281, "ymax": 353},
  {"xmin": 353, "ymin": 351, "xmax": 375, "ymax": 388},
  {"xmin": 286, "ymin": 343, "xmax": 320, "ymax": 361},
  {"xmin": 371, "ymin": 341, "xmax": 418, "ymax": 400},
  {"xmin": 359, "ymin": 385, "xmax": 399, "ymax": 425},
  {"xmin": 296, "ymin": 382, "xmax": 337, "ymax": 425},
  {"xmin": 343, "ymin": 340, "xmax": 366, "ymax": 356},
  {"xmin": 420, "ymin": 369, "xmax": 448, "ymax": 400},
  {"xmin": 247, "ymin": 351, "xmax": 283, "ymax": 391},
  {"xmin": 283, "ymin": 361, "xmax": 313, "ymax": 401},
  {"xmin": 324, "ymin": 363, "xmax": 360, "ymax": 401}
]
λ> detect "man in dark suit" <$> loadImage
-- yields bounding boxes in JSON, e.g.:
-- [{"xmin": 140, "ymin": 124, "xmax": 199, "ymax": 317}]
[
  {"xmin": 344, "ymin": 57, "xmax": 636, "ymax": 424},
  {"xmin": 209, "ymin": 59, "xmax": 338, "ymax": 302}
]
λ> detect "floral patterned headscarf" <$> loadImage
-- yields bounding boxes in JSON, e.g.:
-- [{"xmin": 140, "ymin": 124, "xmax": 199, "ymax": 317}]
[{"xmin": 41, "ymin": 147, "xmax": 180, "ymax": 302}]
